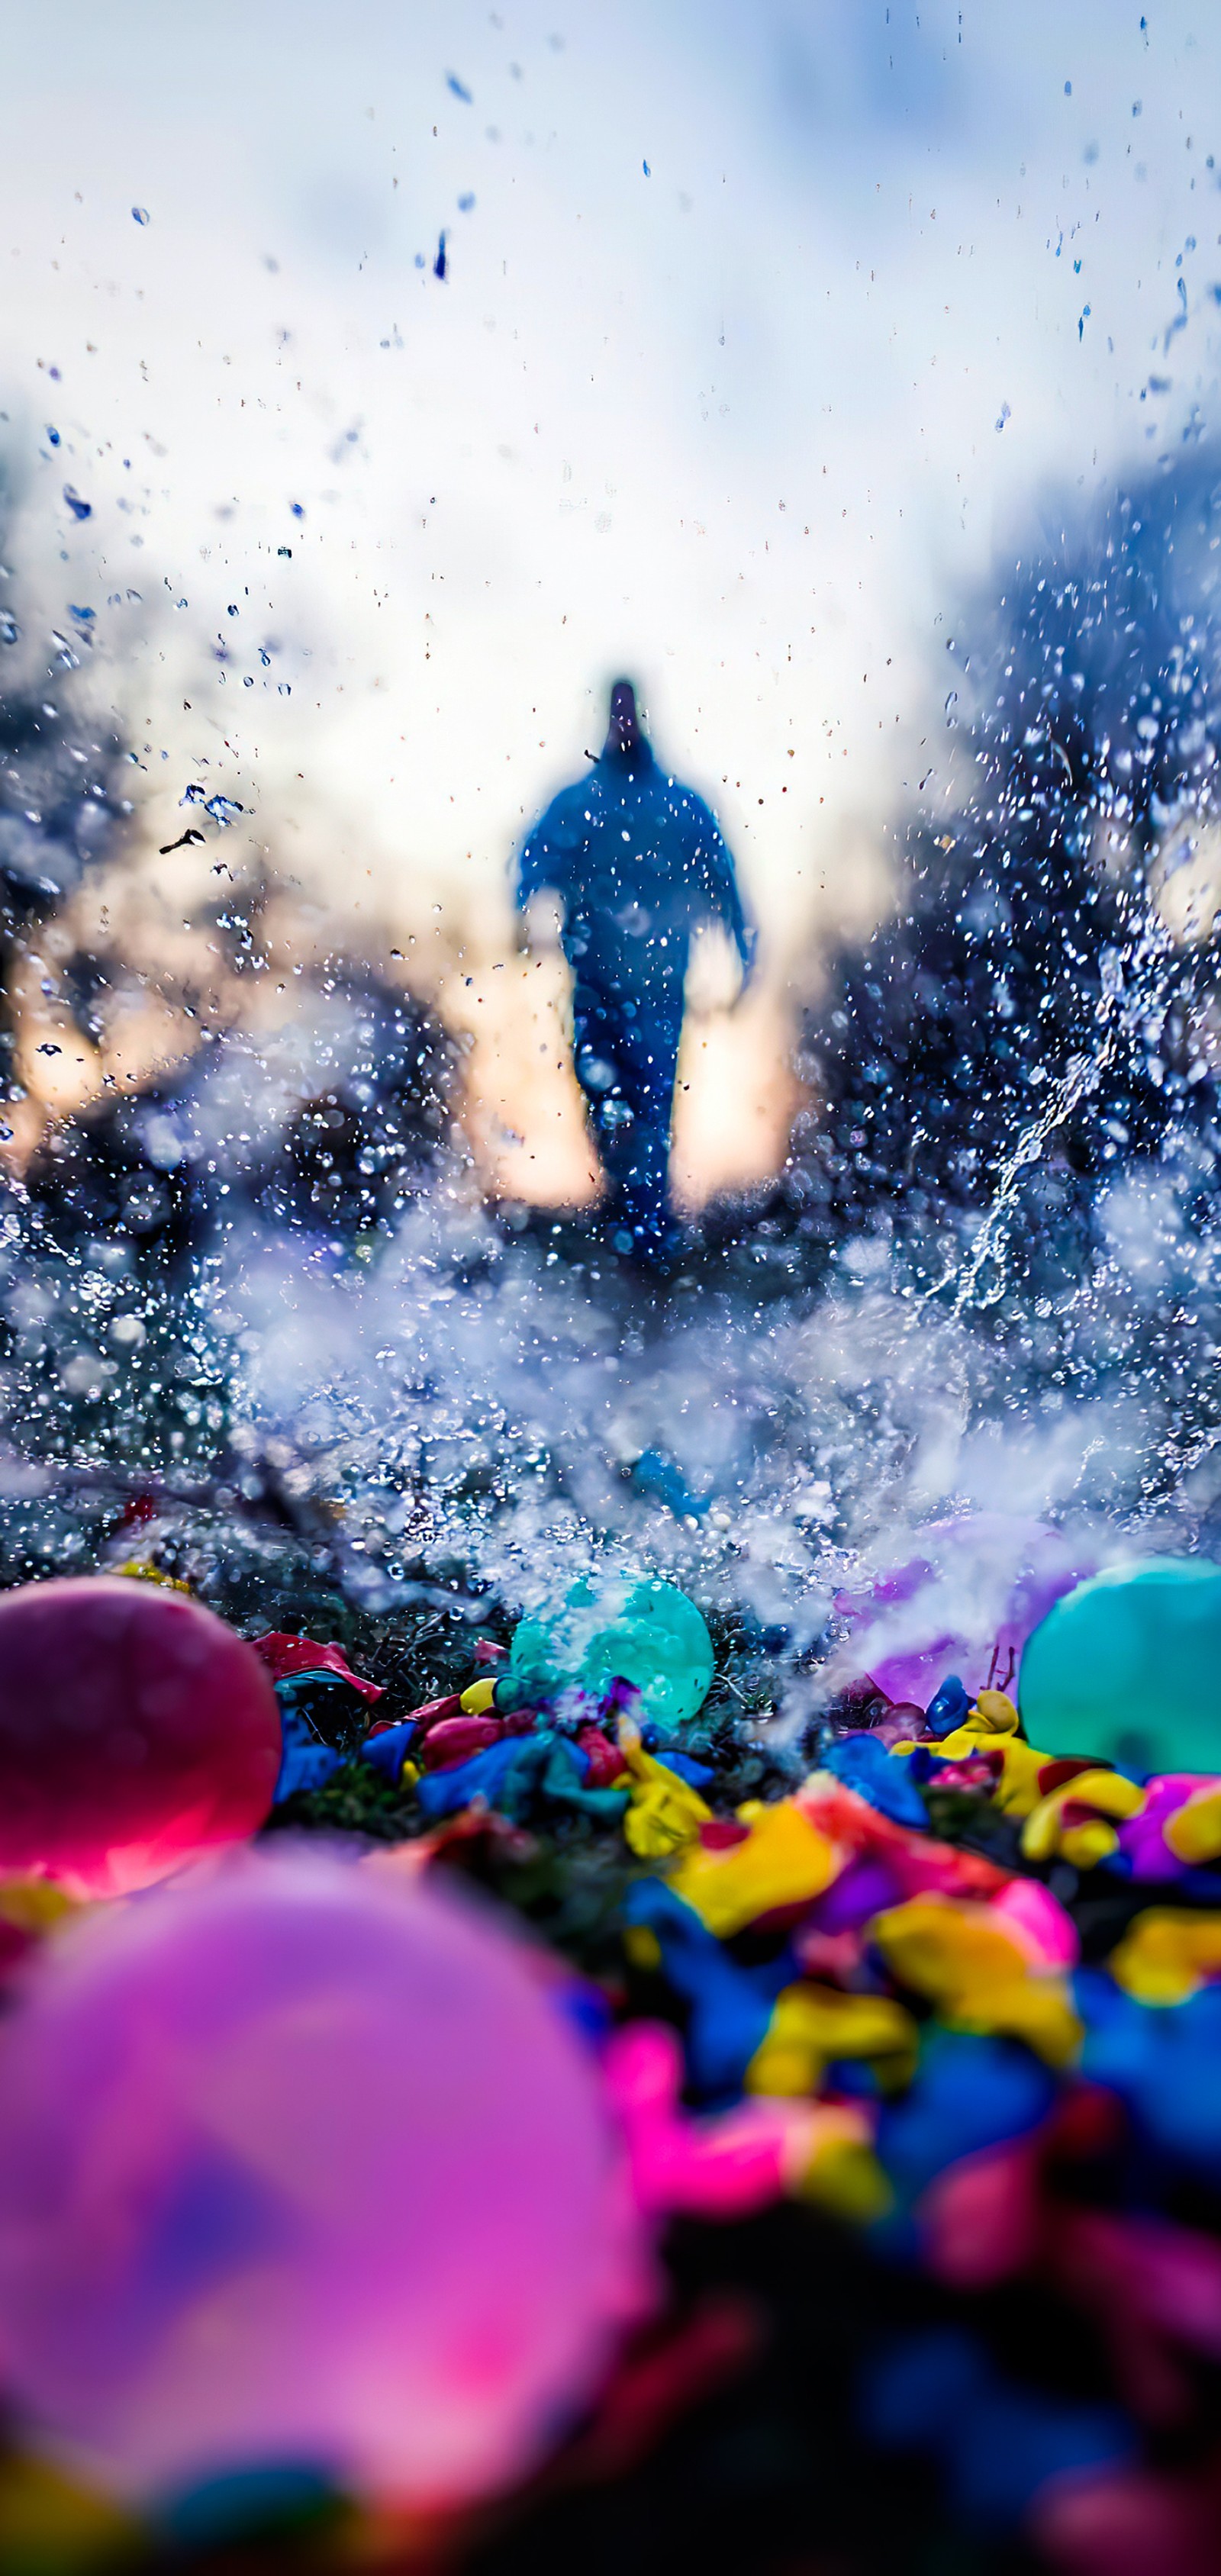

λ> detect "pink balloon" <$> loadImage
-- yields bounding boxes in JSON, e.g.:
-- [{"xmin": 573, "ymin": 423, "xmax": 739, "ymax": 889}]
[
  {"xmin": 0, "ymin": 1850, "xmax": 649, "ymax": 2510},
  {"xmin": 987, "ymin": 1878, "xmax": 1079, "ymax": 1973},
  {"xmin": 832, "ymin": 1514, "xmax": 1100, "ymax": 1711},
  {"xmin": 605, "ymin": 2021, "xmax": 793, "ymax": 2217},
  {"xmin": 0, "ymin": 1578, "xmax": 282, "ymax": 1897}
]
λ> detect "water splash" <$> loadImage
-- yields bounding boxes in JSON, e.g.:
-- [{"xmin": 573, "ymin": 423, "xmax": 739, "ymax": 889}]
[
  {"xmin": 0, "ymin": 462, "xmax": 1219, "ymax": 1705},
  {"xmin": 949, "ymin": 1032, "xmax": 1118, "ymax": 1319}
]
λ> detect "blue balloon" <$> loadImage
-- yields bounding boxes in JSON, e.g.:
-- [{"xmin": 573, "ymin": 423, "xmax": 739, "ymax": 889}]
[
  {"xmin": 1078, "ymin": 1967, "xmax": 1221, "ymax": 2179},
  {"xmin": 924, "ymin": 1674, "xmax": 971, "ymax": 1737},
  {"xmin": 862, "ymin": 2327, "xmax": 1133, "ymax": 2528},
  {"xmin": 876, "ymin": 2030, "xmax": 1058, "ymax": 2209},
  {"xmin": 623, "ymin": 1880, "xmax": 788, "ymax": 2104},
  {"xmin": 822, "ymin": 1731, "xmax": 929, "ymax": 1829}
]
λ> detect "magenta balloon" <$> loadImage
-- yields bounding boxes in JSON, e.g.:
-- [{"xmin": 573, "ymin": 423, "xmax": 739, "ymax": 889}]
[
  {"xmin": 833, "ymin": 1515, "xmax": 1100, "ymax": 1710},
  {"xmin": 0, "ymin": 1578, "xmax": 282, "ymax": 1897},
  {"xmin": 0, "ymin": 1851, "xmax": 648, "ymax": 2509}
]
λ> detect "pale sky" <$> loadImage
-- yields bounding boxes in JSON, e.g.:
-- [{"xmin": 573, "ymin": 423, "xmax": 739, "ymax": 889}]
[{"xmin": 2, "ymin": 0, "xmax": 1219, "ymax": 1197}]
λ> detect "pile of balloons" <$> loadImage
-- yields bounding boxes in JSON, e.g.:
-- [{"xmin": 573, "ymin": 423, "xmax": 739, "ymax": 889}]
[{"xmin": 0, "ymin": 1541, "xmax": 1217, "ymax": 2571}]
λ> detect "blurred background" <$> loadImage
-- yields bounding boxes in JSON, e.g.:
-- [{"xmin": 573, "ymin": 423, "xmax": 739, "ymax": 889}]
[{"xmin": 2, "ymin": 0, "xmax": 1216, "ymax": 1209}]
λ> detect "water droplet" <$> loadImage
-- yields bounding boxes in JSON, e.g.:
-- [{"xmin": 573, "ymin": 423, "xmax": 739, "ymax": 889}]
[
  {"xmin": 131, "ymin": 205, "xmax": 150, "ymax": 224},
  {"xmin": 62, "ymin": 488, "xmax": 92, "ymax": 521}
]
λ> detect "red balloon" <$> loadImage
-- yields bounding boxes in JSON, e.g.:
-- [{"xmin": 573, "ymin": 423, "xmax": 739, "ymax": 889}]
[{"xmin": 0, "ymin": 1578, "xmax": 282, "ymax": 1897}]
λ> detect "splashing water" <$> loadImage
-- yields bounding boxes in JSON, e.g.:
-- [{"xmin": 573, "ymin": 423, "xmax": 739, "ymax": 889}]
[
  {"xmin": 949, "ymin": 1039, "xmax": 1116, "ymax": 1319},
  {"xmin": 0, "ymin": 460, "xmax": 1220, "ymax": 1718}
]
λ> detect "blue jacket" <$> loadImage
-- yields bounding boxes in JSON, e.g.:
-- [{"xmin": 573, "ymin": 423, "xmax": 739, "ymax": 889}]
[{"xmin": 515, "ymin": 742, "xmax": 752, "ymax": 997}]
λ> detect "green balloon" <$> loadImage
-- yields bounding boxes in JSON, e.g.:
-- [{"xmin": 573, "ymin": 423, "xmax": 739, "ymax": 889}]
[
  {"xmin": 1018, "ymin": 1556, "xmax": 1221, "ymax": 1777},
  {"xmin": 506, "ymin": 1578, "xmax": 714, "ymax": 1730}
]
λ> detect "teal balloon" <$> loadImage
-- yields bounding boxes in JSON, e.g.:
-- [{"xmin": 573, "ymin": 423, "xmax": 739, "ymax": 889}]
[
  {"xmin": 504, "ymin": 1618, "xmax": 558, "ymax": 1707},
  {"xmin": 1019, "ymin": 1557, "xmax": 1221, "ymax": 1777},
  {"xmin": 579, "ymin": 1579, "xmax": 715, "ymax": 1729},
  {"xmin": 507, "ymin": 1579, "xmax": 714, "ymax": 1730}
]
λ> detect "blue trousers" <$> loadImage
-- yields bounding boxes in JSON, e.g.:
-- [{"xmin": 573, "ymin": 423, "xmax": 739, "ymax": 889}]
[{"xmin": 570, "ymin": 972, "xmax": 683, "ymax": 1240}]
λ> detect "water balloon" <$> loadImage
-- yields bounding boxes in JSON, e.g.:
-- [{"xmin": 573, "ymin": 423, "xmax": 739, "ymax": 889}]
[
  {"xmin": 508, "ymin": 1575, "xmax": 714, "ymax": 1728},
  {"xmin": 1020, "ymin": 1557, "xmax": 1221, "ymax": 1777},
  {"xmin": 0, "ymin": 1850, "xmax": 648, "ymax": 2510},
  {"xmin": 0, "ymin": 1577, "xmax": 282, "ymax": 1898}
]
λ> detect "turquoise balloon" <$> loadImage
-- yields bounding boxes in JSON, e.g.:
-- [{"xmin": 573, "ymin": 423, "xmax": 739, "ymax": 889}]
[
  {"xmin": 579, "ymin": 1579, "xmax": 715, "ymax": 1730},
  {"xmin": 1018, "ymin": 1557, "xmax": 1221, "ymax": 1777},
  {"xmin": 507, "ymin": 1579, "xmax": 714, "ymax": 1731},
  {"xmin": 504, "ymin": 1618, "xmax": 559, "ymax": 1708}
]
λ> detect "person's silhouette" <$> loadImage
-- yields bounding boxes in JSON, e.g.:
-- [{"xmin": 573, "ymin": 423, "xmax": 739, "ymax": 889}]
[{"xmin": 514, "ymin": 681, "xmax": 754, "ymax": 1249}]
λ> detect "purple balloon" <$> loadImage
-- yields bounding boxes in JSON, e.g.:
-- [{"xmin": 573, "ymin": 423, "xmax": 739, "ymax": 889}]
[
  {"xmin": 833, "ymin": 1513, "xmax": 1100, "ymax": 1711},
  {"xmin": 0, "ymin": 1850, "xmax": 649, "ymax": 2510}
]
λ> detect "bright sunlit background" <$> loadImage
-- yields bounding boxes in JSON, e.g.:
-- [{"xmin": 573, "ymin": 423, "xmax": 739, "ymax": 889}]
[{"xmin": 1, "ymin": 0, "xmax": 1218, "ymax": 1200}]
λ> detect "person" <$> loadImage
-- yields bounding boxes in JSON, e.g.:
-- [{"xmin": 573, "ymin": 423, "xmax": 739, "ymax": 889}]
[{"xmin": 514, "ymin": 679, "xmax": 754, "ymax": 1250}]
